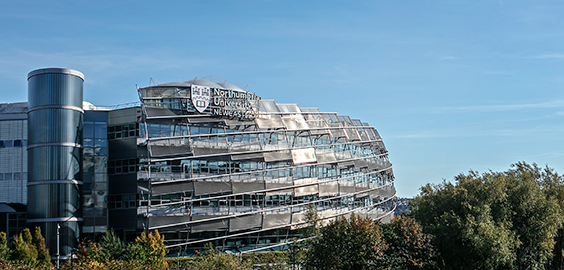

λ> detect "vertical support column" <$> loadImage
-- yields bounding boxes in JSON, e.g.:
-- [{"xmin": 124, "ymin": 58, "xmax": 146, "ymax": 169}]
[{"xmin": 27, "ymin": 68, "xmax": 84, "ymax": 261}]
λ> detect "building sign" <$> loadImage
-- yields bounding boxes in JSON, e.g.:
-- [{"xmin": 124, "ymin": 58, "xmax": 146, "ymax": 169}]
[
  {"xmin": 190, "ymin": 86, "xmax": 261, "ymax": 121},
  {"xmin": 191, "ymin": 85, "xmax": 211, "ymax": 113}
]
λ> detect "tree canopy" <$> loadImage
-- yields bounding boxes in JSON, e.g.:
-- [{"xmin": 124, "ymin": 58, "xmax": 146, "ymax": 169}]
[{"xmin": 410, "ymin": 162, "xmax": 564, "ymax": 270}]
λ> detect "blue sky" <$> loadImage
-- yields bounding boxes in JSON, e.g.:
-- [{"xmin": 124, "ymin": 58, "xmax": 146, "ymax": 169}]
[{"xmin": 1, "ymin": 1, "xmax": 563, "ymax": 197}]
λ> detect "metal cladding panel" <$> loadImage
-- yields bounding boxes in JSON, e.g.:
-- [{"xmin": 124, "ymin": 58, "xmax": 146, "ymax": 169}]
[
  {"xmin": 145, "ymin": 107, "xmax": 178, "ymax": 117},
  {"xmin": 338, "ymin": 161, "xmax": 355, "ymax": 169},
  {"xmin": 191, "ymin": 215, "xmax": 228, "ymax": 232},
  {"xmin": 149, "ymin": 215, "xmax": 191, "ymax": 228},
  {"xmin": 262, "ymin": 213, "xmax": 291, "ymax": 229},
  {"xmin": 192, "ymin": 146, "xmax": 228, "ymax": 156},
  {"xmin": 381, "ymin": 186, "xmax": 396, "ymax": 198},
  {"xmin": 263, "ymin": 150, "xmax": 292, "ymax": 162},
  {"xmin": 232, "ymin": 182, "xmax": 265, "ymax": 193},
  {"xmin": 151, "ymin": 145, "xmax": 193, "ymax": 156},
  {"xmin": 281, "ymin": 115, "xmax": 309, "ymax": 130},
  {"xmin": 291, "ymin": 212, "xmax": 306, "ymax": 226},
  {"xmin": 367, "ymin": 161, "xmax": 381, "ymax": 170},
  {"xmin": 265, "ymin": 182, "xmax": 293, "ymax": 196},
  {"xmin": 152, "ymin": 181, "xmax": 194, "ymax": 195},
  {"xmin": 354, "ymin": 159, "xmax": 368, "ymax": 169},
  {"xmin": 193, "ymin": 181, "xmax": 232, "ymax": 196},
  {"xmin": 339, "ymin": 185, "xmax": 355, "ymax": 195},
  {"xmin": 231, "ymin": 142, "xmax": 261, "ymax": 153},
  {"xmin": 231, "ymin": 152, "xmax": 264, "ymax": 160},
  {"xmin": 315, "ymin": 149, "xmax": 337, "ymax": 163},
  {"xmin": 294, "ymin": 185, "xmax": 319, "ymax": 197},
  {"xmin": 319, "ymin": 183, "xmax": 339, "ymax": 197},
  {"xmin": 369, "ymin": 189, "xmax": 380, "ymax": 198},
  {"xmin": 255, "ymin": 116, "xmax": 284, "ymax": 129},
  {"xmin": 229, "ymin": 214, "xmax": 262, "ymax": 232}
]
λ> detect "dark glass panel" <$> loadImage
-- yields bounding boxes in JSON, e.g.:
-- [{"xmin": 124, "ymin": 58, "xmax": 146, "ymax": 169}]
[
  {"xmin": 94, "ymin": 123, "xmax": 107, "ymax": 139},
  {"xmin": 83, "ymin": 123, "xmax": 94, "ymax": 138}
]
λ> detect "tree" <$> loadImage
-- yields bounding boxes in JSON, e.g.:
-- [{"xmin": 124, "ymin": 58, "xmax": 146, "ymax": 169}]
[
  {"xmin": 380, "ymin": 215, "xmax": 439, "ymax": 270},
  {"xmin": 410, "ymin": 162, "xmax": 563, "ymax": 270},
  {"xmin": 99, "ymin": 229, "xmax": 127, "ymax": 261},
  {"xmin": 127, "ymin": 230, "xmax": 168, "ymax": 269},
  {"xmin": 0, "ymin": 232, "xmax": 8, "ymax": 260},
  {"xmin": 305, "ymin": 213, "xmax": 388, "ymax": 270},
  {"xmin": 31, "ymin": 227, "xmax": 52, "ymax": 267},
  {"xmin": 184, "ymin": 243, "xmax": 251, "ymax": 270},
  {"xmin": 9, "ymin": 233, "xmax": 36, "ymax": 265}
]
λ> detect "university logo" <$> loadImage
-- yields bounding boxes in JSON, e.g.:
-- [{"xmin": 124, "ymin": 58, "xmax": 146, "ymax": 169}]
[{"xmin": 191, "ymin": 85, "xmax": 211, "ymax": 113}]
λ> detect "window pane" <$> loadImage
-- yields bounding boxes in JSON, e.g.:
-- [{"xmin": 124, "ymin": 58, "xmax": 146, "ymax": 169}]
[
  {"xmin": 84, "ymin": 112, "xmax": 94, "ymax": 122},
  {"xmin": 94, "ymin": 112, "xmax": 107, "ymax": 122},
  {"xmin": 95, "ymin": 139, "xmax": 107, "ymax": 147},
  {"xmin": 83, "ymin": 123, "xmax": 94, "ymax": 138},
  {"xmin": 83, "ymin": 138, "xmax": 94, "ymax": 147},
  {"xmin": 95, "ymin": 123, "xmax": 107, "ymax": 139}
]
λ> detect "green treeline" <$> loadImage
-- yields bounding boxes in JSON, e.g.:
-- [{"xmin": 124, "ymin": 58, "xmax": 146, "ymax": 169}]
[
  {"xmin": 411, "ymin": 161, "xmax": 564, "ymax": 270},
  {"xmin": 0, "ymin": 227, "xmax": 52, "ymax": 269},
  {"xmin": 3, "ymin": 161, "xmax": 564, "ymax": 269}
]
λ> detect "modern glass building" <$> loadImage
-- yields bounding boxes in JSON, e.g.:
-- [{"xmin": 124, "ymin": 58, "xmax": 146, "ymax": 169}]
[
  {"xmin": 106, "ymin": 77, "xmax": 396, "ymax": 255},
  {"xmin": 0, "ymin": 71, "xmax": 395, "ymax": 257}
]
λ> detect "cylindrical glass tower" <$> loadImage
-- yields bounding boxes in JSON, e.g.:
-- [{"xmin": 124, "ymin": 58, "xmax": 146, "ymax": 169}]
[{"xmin": 27, "ymin": 68, "xmax": 84, "ymax": 260}]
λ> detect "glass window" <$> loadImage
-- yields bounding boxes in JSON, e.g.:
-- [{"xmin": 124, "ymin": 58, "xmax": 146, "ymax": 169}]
[
  {"xmin": 84, "ymin": 112, "xmax": 95, "ymax": 122},
  {"xmin": 94, "ymin": 112, "xmax": 108, "ymax": 122},
  {"xmin": 13, "ymin": 140, "xmax": 22, "ymax": 147},
  {"xmin": 4, "ymin": 141, "xmax": 12, "ymax": 147},
  {"xmin": 95, "ymin": 139, "xmax": 107, "ymax": 147},
  {"xmin": 83, "ymin": 123, "xmax": 94, "ymax": 138},
  {"xmin": 95, "ymin": 156, "xmax": 107, "ymax": 173},
  {"xmin": 5, "ymin": 173, "xmax": 12, "ymax": 181},
  {"xmin": 83, "ymin": 138, "xmax": 94, "ymax": 147},
  {"xmin": 23, "ymin": 140, "xmax": 27, "ymax": 147},
  {"xmin": 95, "ymin": 147, "xmax": 107, "ymax": 156},
  {"xmin": 95, "ymin": 123, "xmax": 107, "ymax": 139},
  {"xmin": 14, "ymin": 173, "xmax": 21, "ymax": 180},
  {"xmin": 0, "ymin": 174, "xmax": 3, "ymax": 181},
  {"xmin": 0, "ymin": 141, "xmax": 5, "ymax": 148}
]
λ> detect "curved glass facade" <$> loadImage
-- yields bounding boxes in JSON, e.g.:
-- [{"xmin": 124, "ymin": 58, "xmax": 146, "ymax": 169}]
[
  {"xmin": 114, "ymin": 77, "xmax": 396, "ymax": 255},
  {"xmin": 27, "ymin": 68, "xmax": 84, "ymax": 259}
]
